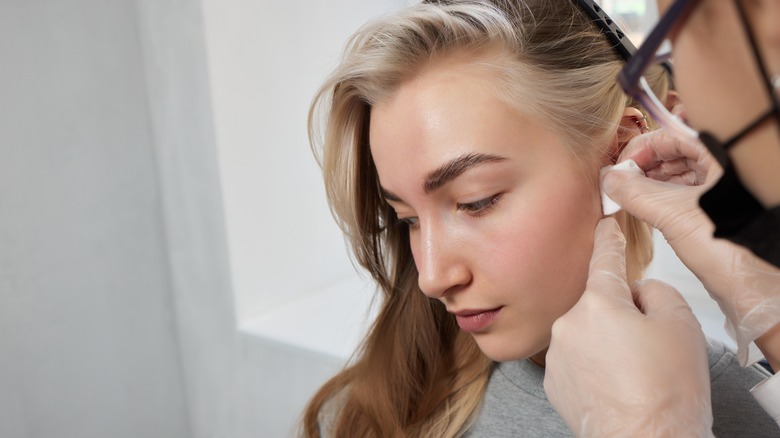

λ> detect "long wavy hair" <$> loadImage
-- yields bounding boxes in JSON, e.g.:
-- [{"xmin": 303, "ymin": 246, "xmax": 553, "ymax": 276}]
[{"xmin": 302, "ymin": 1, "xmax": 666, "ymax": 436}]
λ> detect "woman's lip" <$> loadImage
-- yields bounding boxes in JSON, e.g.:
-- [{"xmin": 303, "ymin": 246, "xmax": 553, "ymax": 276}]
[
  {"xmin": 453, "ymin": 307, "xmax": 502, "ymax": 333},
  {"xmin": 451, "ymin": 308, "xmax": 497, "ymax": 316}
]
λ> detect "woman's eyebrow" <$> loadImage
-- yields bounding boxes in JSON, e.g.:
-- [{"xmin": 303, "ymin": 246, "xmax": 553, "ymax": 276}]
[
  {"xmin": 424, "ymin": 153, "xmax": 507, "ymax": 193},
  {"xmin": 379, "ymin": 152, "xmax": 507, "ymax": 203}
]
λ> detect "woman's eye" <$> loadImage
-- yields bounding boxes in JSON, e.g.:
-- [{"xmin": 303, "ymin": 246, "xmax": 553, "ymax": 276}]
[
  {"xmin": 457, "ymin": 194, "xmax": 502, "ymax": 216},
  {"xmin": 398, "ymin": 216, "xmax": 420, "ymax": 229}
]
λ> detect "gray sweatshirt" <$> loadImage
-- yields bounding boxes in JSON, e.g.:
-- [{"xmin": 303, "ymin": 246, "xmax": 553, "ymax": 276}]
[{"xmin": 465, "ymin": 338, "xmax": 777, "ymax": 437}]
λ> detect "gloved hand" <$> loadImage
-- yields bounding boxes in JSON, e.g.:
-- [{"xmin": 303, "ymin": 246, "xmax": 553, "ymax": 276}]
[
  {"xmin": 544, "ymin": 218, "xmax": 713, "ymax": 438},
  {"xmin": 603, "ymin": 129, "xmax": 780, "ymax": 366}
]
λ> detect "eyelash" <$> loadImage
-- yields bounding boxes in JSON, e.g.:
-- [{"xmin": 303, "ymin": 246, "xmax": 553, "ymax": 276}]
[
  {"xmin": 457, "ymin": 194, "xmax": 502, "ymax": 217},
  {"xmin": 396, "ymin": 194, "xmax": 502, "ymax": 229},
  {"xmin": 398, "ymin": 217, "xmax": 419, "ymax": 229}
]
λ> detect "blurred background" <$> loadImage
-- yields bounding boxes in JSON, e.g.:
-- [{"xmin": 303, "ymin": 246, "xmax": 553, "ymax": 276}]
[{"xmin": 0, "ymin": 0, "xmax": 731, "ymax": 437}]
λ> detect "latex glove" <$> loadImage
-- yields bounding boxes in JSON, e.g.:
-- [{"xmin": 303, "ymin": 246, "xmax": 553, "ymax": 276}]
[
  {"xmin": 603, "ymin": 129, "xmax": 780, "ymax": 365},
  {"xmin": 544, "ymin": 218, "xmax": 713, "ymax": 438}
]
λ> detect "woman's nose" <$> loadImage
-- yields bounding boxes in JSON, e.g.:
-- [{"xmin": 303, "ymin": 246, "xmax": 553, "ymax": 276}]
[{"xmin": 415, "ymin": 222, "xmax": 472, "ymax": 299}]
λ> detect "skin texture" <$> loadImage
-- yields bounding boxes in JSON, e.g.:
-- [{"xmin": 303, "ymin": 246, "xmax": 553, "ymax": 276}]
[{"xmin": 369, "ymin": 57, "xmax": 602, "ymax": 363}]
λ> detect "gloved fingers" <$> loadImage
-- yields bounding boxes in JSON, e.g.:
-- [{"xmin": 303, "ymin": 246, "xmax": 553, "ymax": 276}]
[
  {"xmin": 585, "ymin": 218, "xmax": 632, "ymax": 302},
  {"xmin": 631, "ymin": 279, "xmax": 686, "ymax": 313},
  {"xmin": 631, "ymin": 279, "xmax": 701, "ymax": 330},
  {"xmin": 601, "ymin": 167, "xmax": 702, "ymax": 231},
  {"xmin": 619, "ymin": 129, "xmax": 692, "ymax": 167},
  {"xmin": 644, "ymin": 158, "xmax": 698, "ymax": 184},
  {"xmin": 664, "ymin": 171, "xmax": 699, "ymax": 186},
  {"xmin": 619, "ymin": 129, "xmax": 717, "ymax": 186}
]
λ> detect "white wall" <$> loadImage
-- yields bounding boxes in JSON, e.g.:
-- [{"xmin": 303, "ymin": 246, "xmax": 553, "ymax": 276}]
[
  {"xmin": 198, "ymin": 1, "xmax": 410, "ymax": 435},
  {"xmin": 134, "ymin": 0, "xmax": 239, "ymax": 436},
  {"xmin": 2, "ymin": 0, "xmax": 400, "ymax": 435},
  {"xmin": 0, "ymin": 1, "xmax": 237, "ymax": 437},
  {"xmin": 200, "ymin": 0, "xmax": 412, "ymax": 323},
  {"xmin": 0, "ymin": 1, "xmax": 189, "ymax": 436}
]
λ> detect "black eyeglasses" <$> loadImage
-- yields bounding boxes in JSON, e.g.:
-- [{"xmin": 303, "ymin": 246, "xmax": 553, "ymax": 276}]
[
  {"xmin": 616, "ymin": 0, "xmax": 698, "ymax": 143},
  {"xmin": 618, "ymin": 0, "xmax": 780, "ymax": 168}
]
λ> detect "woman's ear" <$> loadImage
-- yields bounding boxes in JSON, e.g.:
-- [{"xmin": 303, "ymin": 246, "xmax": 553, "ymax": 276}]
[
  {"xmin": 665, "ymin": 90, "xmax": 680, "ymax": 112},
  {"xmin": 609, "ymin": 107, "xmax": 648, "ymax": 163}
]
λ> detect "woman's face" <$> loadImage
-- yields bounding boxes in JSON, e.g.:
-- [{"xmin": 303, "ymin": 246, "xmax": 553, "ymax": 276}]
[{"xmin": 369, "ymin": 58, "xmax": 604, "ymax": 363}]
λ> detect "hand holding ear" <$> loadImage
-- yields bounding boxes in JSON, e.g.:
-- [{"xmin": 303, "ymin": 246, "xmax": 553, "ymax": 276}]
[
  {"xmin": 544, "ymin": 218, "xmax": 713, "ymax": 438},
  {"xmin": 602, "ymin": 129, "xmax": 719, "ymax": 264},
  {"xmin": 603, "ymin": 129, "xmax": 780, "ymax": 366}
]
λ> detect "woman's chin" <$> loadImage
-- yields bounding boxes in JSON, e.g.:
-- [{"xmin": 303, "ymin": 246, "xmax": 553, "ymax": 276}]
[{"xmin": 473, "ymin": 334, "xmax": 548, "ymax": 363}]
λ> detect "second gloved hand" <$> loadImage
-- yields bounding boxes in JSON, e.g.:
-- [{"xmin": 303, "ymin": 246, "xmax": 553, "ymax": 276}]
[
  {"xmin": 544, "ymin": 218, "xmax": 713, "ymax": 438},
  {"xmin": 602, "ymin": 129, "xmax": 780, "ymax": 365}
]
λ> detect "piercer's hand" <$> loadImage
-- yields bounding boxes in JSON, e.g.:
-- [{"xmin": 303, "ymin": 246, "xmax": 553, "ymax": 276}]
[
  {"xmin": 604, "ymin": 129, "xmax": 720, "ymax": 245},
  {"xmin": 544, "ymin": 218, "xmax": 713, "ymax": 438},
  {"xmin": 603, "ymin": 129, "xmax": 780, "ymax": 366}
]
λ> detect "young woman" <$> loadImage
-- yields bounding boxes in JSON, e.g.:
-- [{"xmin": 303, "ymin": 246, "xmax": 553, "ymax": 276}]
[{"xmin": 302, "ymin": 1, "xmax": 775, "ymax": 436}]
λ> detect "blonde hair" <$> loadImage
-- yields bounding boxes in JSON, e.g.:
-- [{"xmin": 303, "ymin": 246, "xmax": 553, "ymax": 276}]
[{"xmin": 302, "ymin": 1, "xmax": 664, "ymax": 436}]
